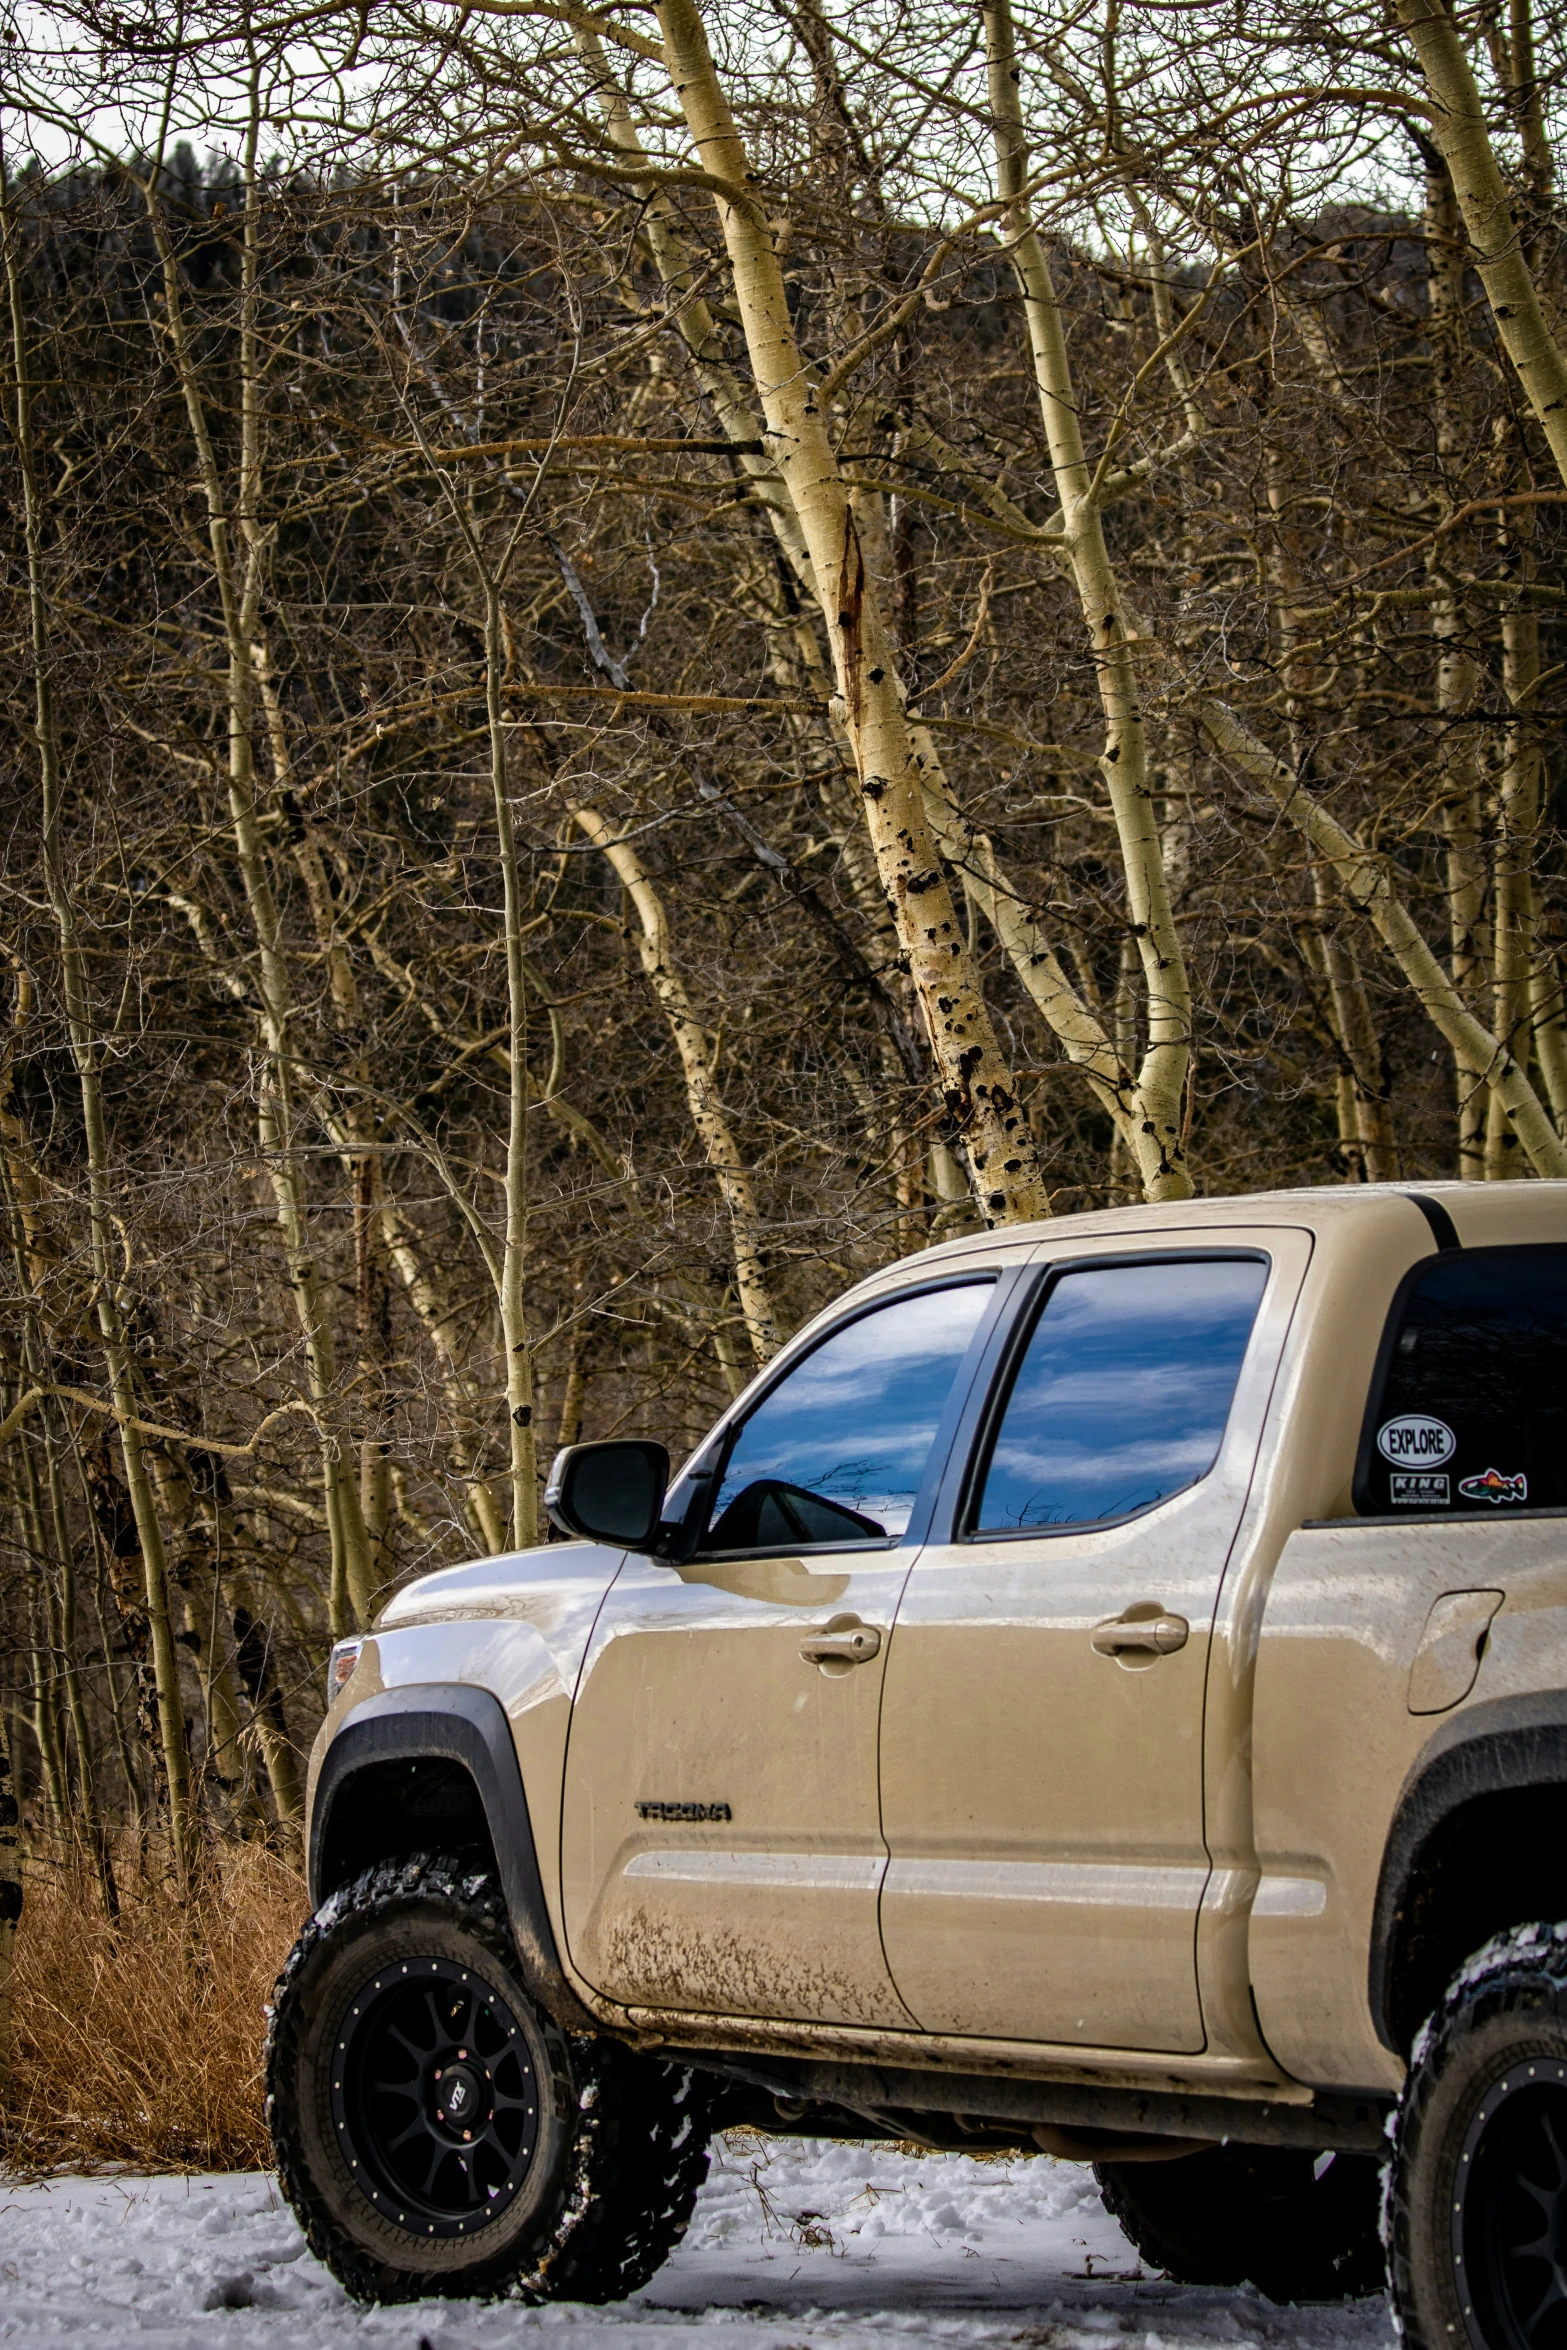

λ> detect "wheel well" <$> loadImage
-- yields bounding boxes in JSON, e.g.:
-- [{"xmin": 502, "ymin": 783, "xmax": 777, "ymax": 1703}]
[
  {"xmin": 314, "ymin": 1756, "xmax": 499, "ymax": 1900},
  {"xmin": 1387, "ymin": 1783, "xmax": 1567, "ymax": 2051}
]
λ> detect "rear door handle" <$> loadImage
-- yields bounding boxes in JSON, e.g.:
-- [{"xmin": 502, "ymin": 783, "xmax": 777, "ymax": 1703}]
[
  {"xmin": 1091, "ymin": 1612, "xmax": 1189, "ymax": 1658},
  {"xmin": 799, "ymin": 1621, "xmax": 882, "ymax": 1665}
]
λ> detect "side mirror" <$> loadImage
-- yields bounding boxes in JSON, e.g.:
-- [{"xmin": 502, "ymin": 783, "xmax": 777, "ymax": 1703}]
[{"xmin": 544, "ymin": 1439, "xmax": 669, "ymax": 1550}]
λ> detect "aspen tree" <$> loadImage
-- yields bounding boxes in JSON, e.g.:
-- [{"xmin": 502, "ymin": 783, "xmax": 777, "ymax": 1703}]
[
  {"xmin": 4, "ymin": 159, "xmax": 195, "ymax": 1878},
  {"xmin": 1424, "ymin": 152, "xmax": 1491, "ymax": 1175},
  {"xmin": 1394, "ymin": 0, "xmax": 1567, "ymax": 490},
  {"xmin": 1200, "ymin": 703, "xmax": 1567, "ymax": 1178},
  {"xmin": 396, "ymin": 395, "xmax": 542, "ymax": 1553},
  {"xmin": 257, "ymin": 655, "xmax": 509, "ymax": 1559},
  {"xmin": 571, "ymin": 804, "xmax": 780, "ymax": 1362},
  {"xmin": 1487, "ymin": 521, "xmax": 1544, "ymax": 1179},
  {"xmin": 574, "ymin": 23, "xmax": 819, "ymax": 599},
  {"xmin": 136, "ymin": 90, "xmax": 376, "ymax": 1632},
  {"xmin": 580, "ymin": 11, "xmax": 1147, "ymax": 1201},
  {"xmin": 651, "ymin": 0, "xmax": 1050, "ymax": 1226},
  {"xmin": 981, "ymin": 0, "xmax": 1194, "ymax": 1200},
  {"xmin": 1262, "ymin": 452, "xmax": 1396, "ymax": 1179}
]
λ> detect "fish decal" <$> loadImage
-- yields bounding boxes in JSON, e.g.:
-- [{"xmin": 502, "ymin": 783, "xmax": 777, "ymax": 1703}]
[{"xmin": 1457, "ymin": 1468, "xmax": 1529, "ymax": 1506}]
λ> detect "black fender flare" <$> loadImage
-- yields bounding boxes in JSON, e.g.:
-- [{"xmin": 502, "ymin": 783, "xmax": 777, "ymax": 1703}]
[
  {"xmin": 309, "ymin": 1682, "xmax": 595, "ymax": 2031},
  {"xmin": 1369, "ymin": 1690, "xmax": 1567, "ymax": 2051}
]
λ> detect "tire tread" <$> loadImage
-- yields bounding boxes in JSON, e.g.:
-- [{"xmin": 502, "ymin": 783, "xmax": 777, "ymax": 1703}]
[
  {"xmin": 1387, "ymin": 1916, "xmax": 1567, "ymax": 2350},
  {"xmin": 264, "ymin": 1851, "xmax": 711, "ymax": 2305}
]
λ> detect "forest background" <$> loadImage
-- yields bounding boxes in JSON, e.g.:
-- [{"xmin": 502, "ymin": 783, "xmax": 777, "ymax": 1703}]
[{"xmin": 0, "ymin": 0, "xmax": 1564, "ymax": 2166}]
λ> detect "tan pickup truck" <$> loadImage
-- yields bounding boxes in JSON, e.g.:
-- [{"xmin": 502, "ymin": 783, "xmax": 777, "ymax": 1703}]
[{"xmin": 266, "ymin": 1181, "xmax": 1567, "ymax": 2350}]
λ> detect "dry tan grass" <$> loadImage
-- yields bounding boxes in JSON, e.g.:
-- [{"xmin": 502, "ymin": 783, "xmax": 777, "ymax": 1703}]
[{"xmin": 3, "ymin": 1838, "xmax": 308, "ymax": 2174}]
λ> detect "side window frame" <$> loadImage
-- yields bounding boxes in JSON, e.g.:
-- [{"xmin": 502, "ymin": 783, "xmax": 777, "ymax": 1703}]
[
  {"xmin": 683, "ymin": 1268, "xmax": 1022, "ymax": 1562},
  {"xmin": 944, "ymin": 1247, "xmax": 1273, "ymax": 1545}
]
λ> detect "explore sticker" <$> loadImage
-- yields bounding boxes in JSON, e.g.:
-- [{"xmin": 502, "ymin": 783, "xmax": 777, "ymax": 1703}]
[
  {"xmin": 1458, "ymin": 1469, "xmax": 1528, "ymax": 1506},
  {"xmin": 1378, "ymin": 1414, "xmax": 1456, "ymax": 1467}
]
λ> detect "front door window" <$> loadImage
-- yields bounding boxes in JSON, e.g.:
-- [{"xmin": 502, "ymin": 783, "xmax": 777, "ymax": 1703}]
[{"xmin": 702, "ymin": 1281, "xmax": 992, "ymax": 1553}]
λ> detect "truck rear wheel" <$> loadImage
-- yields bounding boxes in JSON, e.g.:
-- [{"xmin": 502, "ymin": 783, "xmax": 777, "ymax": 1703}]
[
  {"xmin": 1095, "ymin": 2142, "xmax": 1385, "ymax": 2302},
  {"xmin": 1388, "ymin": 1919, "xmax": 1567, "ymax": 2350},
  {"xmin": 265, "ymin": 1852, "xmax": 712, "ymax": 2304}
]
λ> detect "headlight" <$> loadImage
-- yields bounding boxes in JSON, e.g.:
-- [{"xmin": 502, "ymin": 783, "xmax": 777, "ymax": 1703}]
[{"xmin": 327, "ymin": 1637, "xmax": 363, "ymax": 1703}]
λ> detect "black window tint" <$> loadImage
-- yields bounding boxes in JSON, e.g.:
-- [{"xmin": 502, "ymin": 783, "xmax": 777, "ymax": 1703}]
[
  {"xmin": 1359, "ymin": 1245, "xmax": 1567, "ymax": 1514},
  {"xmin": 973, "ymin": 1257, "xmax": 1268, "ymax": 1535},
  {"xmin": 703, "ymin": 1282, "xmax": 991, "ymax": 1552}
]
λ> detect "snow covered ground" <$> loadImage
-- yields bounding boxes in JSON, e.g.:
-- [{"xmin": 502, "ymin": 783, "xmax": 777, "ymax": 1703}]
[{"xmin": 0, "ymin": 2136, "xmax": 1397, "ymax": 2350}]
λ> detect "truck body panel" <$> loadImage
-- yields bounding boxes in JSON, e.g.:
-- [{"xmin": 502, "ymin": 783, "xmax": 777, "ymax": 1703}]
[{"xmin": 1251, "ymin": 1514, "xmax": 1567, "ymax": 2087}]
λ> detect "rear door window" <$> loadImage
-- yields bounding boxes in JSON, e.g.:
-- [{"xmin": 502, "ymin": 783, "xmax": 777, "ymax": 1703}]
[
  {"xmin": 968, "ymin": 1254, "xmax": 1269, "ymax": 1536},
  {"xmin": 1357, "ymin": 1245, "xmax": 1567, "ymax": 1514}
]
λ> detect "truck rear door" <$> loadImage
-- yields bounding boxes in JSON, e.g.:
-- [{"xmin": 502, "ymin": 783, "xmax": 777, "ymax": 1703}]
[{"xmin": 878, "ymin": 1229, "xmax": 1312, "ymax": 2053}]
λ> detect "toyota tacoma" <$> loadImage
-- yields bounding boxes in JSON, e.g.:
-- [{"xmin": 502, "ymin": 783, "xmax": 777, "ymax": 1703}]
[{"xmin": 265, "ymin": 1180, "xmax": 1567, "ymax": 2350}]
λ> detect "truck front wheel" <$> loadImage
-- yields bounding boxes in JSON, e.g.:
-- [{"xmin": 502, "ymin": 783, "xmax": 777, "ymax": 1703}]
[
  {"xmin": 265, "ymin": 1852, "xmax": 712, "ymax": 2304},
  {"xmin": 1389, "ymin": 1919, "xmax": 1567, "ymax": 2350},
  {"xmin": 1095, "ymin": 2142, "xmax": 1385, "ymax": 2302}
]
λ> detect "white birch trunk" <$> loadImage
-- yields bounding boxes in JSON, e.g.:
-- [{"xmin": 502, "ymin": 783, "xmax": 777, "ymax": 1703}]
[
  {"xmin": 571, "ymin": 802, "xmax": 781, "ymax": 1362},
  {"xmin": 651, "ymin": 0, "xmax": 1050, "ymax": 1226},
  {"xmin": 981, "ymin": 0, "xmax": 1193, "ymax": 1200},
  {"xmin": 1395, "ymin": 0, "xmax": 1567, "ymax": 488}
]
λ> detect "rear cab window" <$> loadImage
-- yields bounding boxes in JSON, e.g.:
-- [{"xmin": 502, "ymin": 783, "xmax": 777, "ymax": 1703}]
[{"xmin": 1356, "ymin": 1245, "xmax": 1567, "ymax": 1516}]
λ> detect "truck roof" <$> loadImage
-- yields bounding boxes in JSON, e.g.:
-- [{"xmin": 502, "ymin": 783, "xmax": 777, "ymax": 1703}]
[{"xmin": 850, "ymin": 1179, "xmax": 1567, "ymax": 1293}]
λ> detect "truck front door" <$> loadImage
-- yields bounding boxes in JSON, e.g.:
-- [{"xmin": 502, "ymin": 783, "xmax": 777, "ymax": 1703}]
[
  {"xmin": 878, "ymin": 1232, "xmax": 1310, "ymax": 2053},
  {"xmin": 559, "ymin": 1273, "xmax": 1012, "ymax": 2028}
]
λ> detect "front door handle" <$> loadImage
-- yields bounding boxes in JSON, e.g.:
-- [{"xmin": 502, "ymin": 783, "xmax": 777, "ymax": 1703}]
[
  {"xmin": 1091, "ymin": 1611, "xmax": 1189, "ymax": 1658},
  {"xmin": 799, "ymin": 1619, "xmax": 882, "ymax": 1666}
]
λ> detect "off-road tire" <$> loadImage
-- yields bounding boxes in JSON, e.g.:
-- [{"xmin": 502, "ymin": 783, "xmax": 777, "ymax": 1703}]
[
  {"xmin": 1095, "ymin": 2142, "xmax": 1385, "ymax": 2303},
  {"xmin": 1388, "ymin": 1919, "xmax": 1567, "ymax": 2350},
  {"xmin": 265, "ymin": 1851, "xmax": 713, "ymax": 2304}
]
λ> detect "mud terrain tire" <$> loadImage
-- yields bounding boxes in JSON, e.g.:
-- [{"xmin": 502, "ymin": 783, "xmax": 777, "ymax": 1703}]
[
  {"xmin": 265, "ymin": 1852, "xmax": 712, "ymax": 2304},
  {"xmin": 1388, "ymin": 1919, "xmax": 1567, "ymax": 2350},
  {"xmin": 1095, "ymin": 2142, "xmax": 1385, "ymax": 2302}
]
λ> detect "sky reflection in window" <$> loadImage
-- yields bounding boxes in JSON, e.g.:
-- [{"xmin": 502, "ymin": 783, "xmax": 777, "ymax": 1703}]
[{"xmin": 976, "ymin": 1258, "xmax": 1267, "ymax": 1533}]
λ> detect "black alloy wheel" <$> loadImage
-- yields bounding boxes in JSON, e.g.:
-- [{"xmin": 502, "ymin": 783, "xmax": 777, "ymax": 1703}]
[
  {"xmin": 329, "ymin": 1955, "xmax": 540, "ymax": 2240},
  {"xmin": 1389, "ymin": 1920, "xmax": 1567, "ymax": 2350},
  {"xmin": 265, "ymin": 1851, "xmax": 716, "ymax": 2304},
  {"xmin": 1453, "ymin": 2064, "xmax": 1567, "ymax": 2350}
]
